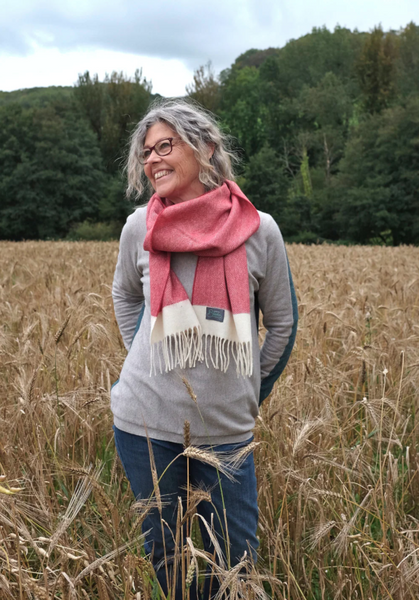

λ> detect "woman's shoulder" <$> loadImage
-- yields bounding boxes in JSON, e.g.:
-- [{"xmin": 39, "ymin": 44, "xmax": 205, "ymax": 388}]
[
  {"xmin": 245, "ymin": 210, "xmax": 285, "ymax": 267},
  {"xmin": 255, "ymin": 210, "xmax": 284, "ymax": 241},
  {"xmin": 119, "ymin": 205, "xmax": 148, "ymax": 248},
  {"xmin": 122, "ymin": 205, "xmax": 147, "ymax": 233},
  {"xmin": 126, "ymin": 205, "xmax": 147, "ymax": 225}
]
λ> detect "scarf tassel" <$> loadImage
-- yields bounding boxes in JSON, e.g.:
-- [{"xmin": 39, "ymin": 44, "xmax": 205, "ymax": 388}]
[{"xmin": 150, "ymin": 331, "xmax": 253, "ymax": 377}]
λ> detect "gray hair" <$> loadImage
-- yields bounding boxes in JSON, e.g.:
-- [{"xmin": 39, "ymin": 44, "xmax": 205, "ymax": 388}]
[{"xmin": 126, "ymin": 98, "xmax": 237, "ymax": 199}]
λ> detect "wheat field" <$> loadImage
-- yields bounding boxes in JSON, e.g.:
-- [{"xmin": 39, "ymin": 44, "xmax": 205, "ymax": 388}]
[{"xmin": 0, "ymin": 241, "xmax": 419, "ymax": 599}]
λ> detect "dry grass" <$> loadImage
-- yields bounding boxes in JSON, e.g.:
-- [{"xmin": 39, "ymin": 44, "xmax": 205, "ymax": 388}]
[{"xmin": 1, "ymin": 240, "xmax": 419, "ymax": 599}]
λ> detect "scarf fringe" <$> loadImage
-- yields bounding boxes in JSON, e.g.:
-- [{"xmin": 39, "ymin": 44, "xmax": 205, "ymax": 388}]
[{"xmin": 150, "ymin": 332, "xmax": 253, "ymax": 377}]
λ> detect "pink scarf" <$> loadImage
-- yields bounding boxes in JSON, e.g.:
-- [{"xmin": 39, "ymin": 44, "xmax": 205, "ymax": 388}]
[{"xmin": 143, "ymin": 180, "xmax": 260, "ymax": 376}]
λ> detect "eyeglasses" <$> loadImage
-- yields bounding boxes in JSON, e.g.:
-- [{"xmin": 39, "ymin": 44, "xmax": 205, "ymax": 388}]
[{"xmin": 139, "ymin": 137, "xmax": 178, "ymax": 164}]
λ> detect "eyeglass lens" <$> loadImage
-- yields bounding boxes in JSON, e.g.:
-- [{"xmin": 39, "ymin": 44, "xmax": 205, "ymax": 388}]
[{"xmin": 141, "ymin": 138, "xmax": 173, "ymax": 163}]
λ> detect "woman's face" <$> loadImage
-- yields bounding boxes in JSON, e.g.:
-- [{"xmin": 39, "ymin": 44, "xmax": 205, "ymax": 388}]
[{"xmin": 143, "ymin": 122, "xmax": 205, "ymax": 204}]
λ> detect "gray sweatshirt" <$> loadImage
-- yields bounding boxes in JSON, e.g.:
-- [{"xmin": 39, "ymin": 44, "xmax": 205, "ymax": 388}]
[{"xmin": 111, "ymin": 206, "xmax": 297, "ymax": 446}]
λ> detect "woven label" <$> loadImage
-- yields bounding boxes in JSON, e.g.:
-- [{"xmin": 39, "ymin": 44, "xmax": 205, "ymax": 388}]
[{"xmin": 206, "ymin": 307, "xmax": 225, "ymax": 323}]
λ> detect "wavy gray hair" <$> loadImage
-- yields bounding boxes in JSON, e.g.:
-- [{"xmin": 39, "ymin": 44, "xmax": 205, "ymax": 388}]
[{"xmin": 126, "ymin": 99, "xmax": 237, "ymax": 199}]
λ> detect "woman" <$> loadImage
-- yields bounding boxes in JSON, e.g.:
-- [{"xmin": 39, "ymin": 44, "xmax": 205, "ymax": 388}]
[{"xmin": 111, "ymin": 99, "xmax": 298, "ymax": 599}]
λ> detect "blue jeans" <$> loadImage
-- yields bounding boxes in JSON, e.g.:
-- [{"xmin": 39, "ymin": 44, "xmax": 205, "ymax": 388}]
[{"xmin": 113, "ymin": 426, "xmax": 259, "ymax": 600}]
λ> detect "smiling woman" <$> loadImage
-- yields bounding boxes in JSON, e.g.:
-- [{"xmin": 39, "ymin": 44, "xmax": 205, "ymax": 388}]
[
  {"xmin": 126, "ymin": 99, "xmax": 235, "ymax": 200},
  {"xmin": 111, "ymin": 99, "xmax": 298, "ymax": 599}
]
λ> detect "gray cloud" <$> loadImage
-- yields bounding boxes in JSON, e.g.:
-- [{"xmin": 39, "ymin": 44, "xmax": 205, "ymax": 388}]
[
  {"xmin": 1, "ymin": 0, "xmax": 283, "ymax": 70},
  {"xmin": 2, "ymin": 0, "xmax": 418, "ymax": 73}
]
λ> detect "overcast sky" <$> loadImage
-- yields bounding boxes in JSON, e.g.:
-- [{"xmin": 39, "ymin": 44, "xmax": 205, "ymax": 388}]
[{"xmin": 1, "ymin": 0, "xmax": 418, "ymax": 97}]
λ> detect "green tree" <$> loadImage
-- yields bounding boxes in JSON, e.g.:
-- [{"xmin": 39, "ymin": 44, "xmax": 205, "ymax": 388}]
[
  {"xmin": 336, "ymin": 97, "xmax": 419, "ymax": 244},
  {"xmin": 220, "ymin": 66, "xmax": 267, "ymax": 158},
  {"xmin": 74, "ymin": 69, "xmax": 152, "ymax": 172},
  {"xmin": 240, "ymin": 145, "xmax": 289, "ymax": 223},
  {"xmin": 397, "ymin": 22, "xmax": 419, "ymax": 97},
  {"xmin": 257, "ymin": 27, "xmax": 362, "ymax": 157},
  {"xmin": 298, "ymin": 72, "xmax": 353, "ymax": 179},
  {"xmin": 186, "ymin": 62, "xmax": 221, "ymax": 113},
  {"xmin": 356, "ymin": 27, "xmax": 398, "ymax": 114},
  {"xmin": 73, "ymin": 70, "xmax": 152, "ymax": 230},
  {"xmin": 230, "ymin": 48, "xmax": 280, "ymax": 70},
  {"xmin": 0, "ymin": 102, "xmax": 106, "ymax": 240},
  {"xmin": 259, "ymin": 26, "xmax": 363, "ymax": 101},
  {"xmin": 98, "ymin": 173, "xmax": 132, "ymax": 224},
  {"xmin": 241, "ymin": 144, "xmax": 317, "ymax": 241},
  {"xmin": 0, "ymin": 86, "xmax": 74, "ymax": 110},
  {"xmin": 301, "ymin": 72, "xmax": 353, "ymax": 131}
]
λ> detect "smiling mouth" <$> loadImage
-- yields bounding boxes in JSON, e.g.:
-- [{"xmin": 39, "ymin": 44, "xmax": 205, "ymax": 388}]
[{"xmin": 154, "ymin": 170, "xmax": 172, "ymax": 181}]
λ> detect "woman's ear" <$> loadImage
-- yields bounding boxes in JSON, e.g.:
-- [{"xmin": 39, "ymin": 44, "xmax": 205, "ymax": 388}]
[{"xmin": 208, "ymin": 144, "xmax": 215, "ymax": 160}]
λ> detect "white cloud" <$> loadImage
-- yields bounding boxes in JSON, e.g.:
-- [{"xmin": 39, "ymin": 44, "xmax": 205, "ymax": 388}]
[{"xmin": 1, "ymin": 45, "xmax": 193, "ymax": 96}]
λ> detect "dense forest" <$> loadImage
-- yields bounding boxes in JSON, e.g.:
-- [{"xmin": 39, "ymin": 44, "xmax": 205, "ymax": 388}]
[{"xmin": 1, "ymin": 23, "xmax": 419, "ymax": 245}]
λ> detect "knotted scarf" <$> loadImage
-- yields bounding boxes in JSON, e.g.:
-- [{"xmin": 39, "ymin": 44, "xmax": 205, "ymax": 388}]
[{"xmin": 143, "ymin": 180, "xmax": 260, "ymax": 376}]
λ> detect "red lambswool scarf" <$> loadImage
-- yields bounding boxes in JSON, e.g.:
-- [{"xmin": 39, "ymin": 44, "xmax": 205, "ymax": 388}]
[{"xmin": 143, "ymin": 180, "xmax": 260, "ymax": 376}]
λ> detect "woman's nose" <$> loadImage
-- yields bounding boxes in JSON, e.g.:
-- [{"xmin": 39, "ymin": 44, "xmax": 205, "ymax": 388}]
[{"xmin": 146, "ymin": 150, "xmax": 162, "ymax": 164}]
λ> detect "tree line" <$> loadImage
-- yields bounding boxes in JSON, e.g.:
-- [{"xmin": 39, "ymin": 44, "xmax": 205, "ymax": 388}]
[{"xmin": 1, "ymin": 23, "xmax": 418, "ymax": 245}]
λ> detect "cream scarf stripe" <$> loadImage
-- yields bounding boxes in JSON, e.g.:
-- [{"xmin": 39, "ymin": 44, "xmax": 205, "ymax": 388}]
[{"xmin": 150, "ymin": 304, "xmax": 253, "ymax": 376}]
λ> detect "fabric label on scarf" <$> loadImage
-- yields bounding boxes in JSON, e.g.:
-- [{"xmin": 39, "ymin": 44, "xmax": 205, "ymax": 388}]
[{"xmin": 206, "ymin": 307, "xmax": 225, "ymax": 323}]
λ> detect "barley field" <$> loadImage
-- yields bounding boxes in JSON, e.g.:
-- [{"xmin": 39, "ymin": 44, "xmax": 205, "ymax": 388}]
[{"xmin": 0, "ymin": 241, "xmax": 419, "ymax": 599}]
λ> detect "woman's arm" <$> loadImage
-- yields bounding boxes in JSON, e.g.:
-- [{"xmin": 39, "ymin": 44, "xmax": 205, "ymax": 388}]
[
  {"xmin": 112, "ymin": 214, "xmax": 145, "ymax": 350},
  {"xmin": 257, "ymin": 216, "xmax": 298, "ymax": 404}
]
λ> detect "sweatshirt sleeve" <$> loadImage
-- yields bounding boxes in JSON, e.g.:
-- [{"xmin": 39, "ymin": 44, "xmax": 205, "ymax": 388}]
[
  {"xmin": 257, "ymin": 216, "xmax": 298, "ymax": 404},
  {"xmin": 112, "ymin": 212, "xmax": 145, "ymax": 350}
]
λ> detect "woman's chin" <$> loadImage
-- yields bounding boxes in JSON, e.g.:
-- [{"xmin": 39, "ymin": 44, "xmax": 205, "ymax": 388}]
[
  {"xmin": 156, "ymin": 185, "xmax": 185, "ymax": 204},
  {"xmin": 155, "ymin": 180, "xmax": 174, "ymax": 198}
]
